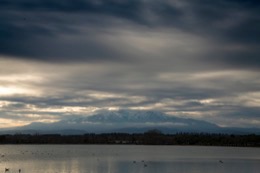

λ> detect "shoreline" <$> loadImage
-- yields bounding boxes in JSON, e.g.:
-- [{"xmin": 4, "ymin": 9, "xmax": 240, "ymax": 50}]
[{"xmin": 0, "ymin": 133, "xmax": 259, "ymax": 147}]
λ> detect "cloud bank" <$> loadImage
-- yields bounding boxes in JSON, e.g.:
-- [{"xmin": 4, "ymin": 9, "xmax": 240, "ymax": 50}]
[{"xmin": 0, "ymin": 0, "xmax": 259, "ymax": 128}]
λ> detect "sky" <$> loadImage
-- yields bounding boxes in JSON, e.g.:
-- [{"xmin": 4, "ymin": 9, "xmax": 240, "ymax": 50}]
[{"xmin": 0, "ymin": 0, "xmax": 260, "ymax": 129}]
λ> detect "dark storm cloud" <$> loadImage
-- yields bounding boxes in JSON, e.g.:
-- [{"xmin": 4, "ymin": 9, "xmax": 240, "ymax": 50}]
[
  {"xmin": 220, "ymin": 106, "xmax": 260, "ymax": 119},
  {"xmin": 188, "ymin": 0, "xmax": 260, "ymax": 69},
  {"xmin": 216, "ymin": 51, "xmax": 260, "ymax": 69},
  {"xmin": 0, "ymin": 0, "xmax": 145, "ymax": 62},
  {"xmin": 0, "ymin": 0, "xmax": 259, "ymax": 67},
  {"xmin": 211, "ymin": 106, "xmax": 260, "ymax": 127},
  {"xmin": 0, "ymin": 18, "xmax": 124, "ymax": 62},
  {"xmin": 0, "ymin": 0, "xmax": 143, "ymax": 17}
]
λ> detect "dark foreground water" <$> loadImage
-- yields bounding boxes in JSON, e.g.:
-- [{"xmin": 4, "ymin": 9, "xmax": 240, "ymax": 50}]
[{"xmin": 0, "ymin": 145, "xmax": 259, "ymax": 173}]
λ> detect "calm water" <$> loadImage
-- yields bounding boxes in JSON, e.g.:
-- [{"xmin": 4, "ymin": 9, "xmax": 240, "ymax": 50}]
[{"xmin": 0, "ymin": 145, "xmax": 259, "ymax": 173}]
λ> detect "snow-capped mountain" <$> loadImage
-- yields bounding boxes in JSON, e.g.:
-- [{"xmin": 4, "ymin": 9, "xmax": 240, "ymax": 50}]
[
  {"xmin": 85, "ymin": 109, "xmax": 218, "ymax": 128},
  {"xmin": 13, "ymin": 110, "xmax": 218, "ymax": 133},
  {"xmin": 87, "ymin": 110, "xmax": 177, "ymax": 123},
  {"xmin": 3, "ymin": 110, "xmax": 260, "ymax": 134}
]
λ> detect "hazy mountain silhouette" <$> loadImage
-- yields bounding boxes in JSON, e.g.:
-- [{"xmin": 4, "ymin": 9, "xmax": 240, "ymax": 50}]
[{"xmin": 2, "ymin": 110, "xmax": 260, "ymax": 134}]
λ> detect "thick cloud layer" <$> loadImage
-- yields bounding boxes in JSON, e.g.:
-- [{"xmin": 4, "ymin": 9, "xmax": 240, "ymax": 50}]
[
  {"xmin": 0, "ymin": 0, "xmax": 259, "ymax": 128},
  {"xmin": 1, "ymin": 0, "xmax": 259, "ymax": 67}
]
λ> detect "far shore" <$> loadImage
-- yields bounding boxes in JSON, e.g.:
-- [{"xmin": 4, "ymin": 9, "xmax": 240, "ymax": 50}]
[{"xmin": 0, "ymin": 132, "xmax": 259, "ymax": 147}]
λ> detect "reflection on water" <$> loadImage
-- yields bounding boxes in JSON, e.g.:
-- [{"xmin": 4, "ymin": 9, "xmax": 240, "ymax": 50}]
[{"xmin": 0, "ymin": 145, "xmax": 259, "ymax": 173}]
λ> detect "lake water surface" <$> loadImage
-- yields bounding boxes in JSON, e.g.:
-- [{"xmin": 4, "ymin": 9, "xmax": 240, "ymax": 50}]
[{"xmin": 0, "ymin": 145, "xmax": 259, "ymax": 173}]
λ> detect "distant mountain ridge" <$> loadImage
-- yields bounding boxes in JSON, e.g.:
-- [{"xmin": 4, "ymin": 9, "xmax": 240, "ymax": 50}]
[{"xmin": 1, "ymin": 110, "xmax": 260, "ymax": 135}]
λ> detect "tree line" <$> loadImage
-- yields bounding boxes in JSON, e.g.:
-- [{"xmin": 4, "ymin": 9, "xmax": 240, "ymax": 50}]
[{"xmin": 0, "ymin": 130, "xmax": 259, "ymax": 147}]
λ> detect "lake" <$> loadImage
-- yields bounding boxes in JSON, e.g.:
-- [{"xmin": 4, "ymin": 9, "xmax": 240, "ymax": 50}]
[{"xmin": 0, "ymin": 145, "xmax": 259, "ymax": 173}]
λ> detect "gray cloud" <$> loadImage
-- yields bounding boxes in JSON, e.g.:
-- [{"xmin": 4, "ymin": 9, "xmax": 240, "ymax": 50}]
[
  {"xmin": 0, "ymin": 0, "xmax": 148, "ymax": 62},
  {"xmin": 0, "ymin": 0, "xmax": 260, "ymax": 128},
  {"xmin": 0, "ymin": 0, "xmax": 259, "ymax": 68}
]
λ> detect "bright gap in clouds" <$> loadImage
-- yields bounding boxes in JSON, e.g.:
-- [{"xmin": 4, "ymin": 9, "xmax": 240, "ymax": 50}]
[
  {"xmin": 0, "ymin": 118, "xmax": 28, "ymax": 128},
  {"xmin": 0, "ymin": 86, "xmax": 32, "ymax": 96}
]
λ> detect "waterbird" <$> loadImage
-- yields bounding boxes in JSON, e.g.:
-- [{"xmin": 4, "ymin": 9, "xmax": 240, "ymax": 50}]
[
  {"xmin": 19, "ymin": 169, "xmax": 21, "ymax": 173},
  {"xmin": 5, "ymin": 168, "xmax": 9, "ymax": 172},
  {"xmin": 219, "ymin": 160, "xmax": 223, "ymax": 163}
]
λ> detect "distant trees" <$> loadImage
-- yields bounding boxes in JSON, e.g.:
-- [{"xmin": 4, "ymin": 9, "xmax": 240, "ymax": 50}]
[{"xmin": 0, "ymin": 131, "xmax": 259, "ymax": 147}]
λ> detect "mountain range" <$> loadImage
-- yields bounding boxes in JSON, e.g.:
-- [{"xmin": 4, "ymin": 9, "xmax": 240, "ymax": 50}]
[{"xmin": 1, "ymin": 110, "xmax": 260, "ymax": 135}]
